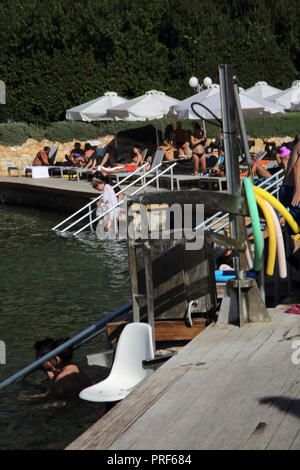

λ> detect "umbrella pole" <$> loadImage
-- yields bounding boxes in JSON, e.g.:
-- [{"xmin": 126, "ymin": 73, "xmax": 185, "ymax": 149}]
[
  {"xmin": 155, "ymin": 121, "xmax": 159, "ymax": 147},
  {"xmin": 202, "ymin": 120, "xmax": 207, "ymax": 139}
]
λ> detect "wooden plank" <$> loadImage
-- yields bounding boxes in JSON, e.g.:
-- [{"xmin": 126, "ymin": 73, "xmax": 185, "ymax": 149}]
[
  {"xmin": 200, "ymin": 322, "xmax": 300, "ymax": 449},
  {"xmin": 111, "ymin": 322, "xmax": 266, "ymax": 450},
  {"xmin": 106, "ymin": 319, "xmax": 207, "ymax": 343},
  {"xmin": 66, "ymin": 365, "xmax": 189, "ymax": 450},
  {"xmin": 111, "ymin": 312, "xmax": 299, "ymax": 450}
]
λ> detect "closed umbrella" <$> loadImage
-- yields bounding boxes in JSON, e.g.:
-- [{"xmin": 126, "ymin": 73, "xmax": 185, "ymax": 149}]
[{"xmin": 66, "ymin": 92, "xmax": 129, "ymax": 121}]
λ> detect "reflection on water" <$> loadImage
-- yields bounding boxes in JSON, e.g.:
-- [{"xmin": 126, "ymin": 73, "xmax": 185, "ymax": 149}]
[{"xmin": 0, "ymin": 204, "xmax": 131, "ymax": 450}]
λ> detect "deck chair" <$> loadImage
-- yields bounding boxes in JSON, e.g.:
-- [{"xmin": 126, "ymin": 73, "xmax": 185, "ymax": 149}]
[
  {"xmin": 107, "ymin": 148, "xmax": 150, "ymax": 185},
  {"xmin": 79, "ymin": 322, "xmax": 154, "ymax": 402},
  {"xmin": 48, "ymin": 145, "xmax": 58, "ymax": 165},
  {"xmin": 253, "ymin": 151, "xmax": 267, "ymax": 162}
]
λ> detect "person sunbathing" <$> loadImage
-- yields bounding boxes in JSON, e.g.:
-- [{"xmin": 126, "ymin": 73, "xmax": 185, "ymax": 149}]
[
  {"xmin": 96, "ymin": 146, "xmax": 144, "ymax": 176},
  {"xmin": 32, "ymin": 146, "xmax": 51, "ymax": 166},
  {"xmin": 34, "ymin": 337, "xmax": 91, "ymax": 399},
  {"xmin": 159, "ymin": 138, "xmax": 175, "ymax": 161},
  {"xmin": 251, "ymin": 145, "xmax": 291, "ymax": 178},
  {"xmin": 66, "ymin": 142, "xmax": 84, "ymax": 166},
  {"xmin": 84, "ymin": 146, "xmax": 111, "ymax": 170}
]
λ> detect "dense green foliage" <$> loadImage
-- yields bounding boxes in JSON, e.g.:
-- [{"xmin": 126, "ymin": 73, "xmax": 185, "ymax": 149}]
[
  {"xmin": 1, "ymin": 112, "xmax": 299, "ymax": 146},
  {"xmin": 0, "ymin": 0, "xmax": 299, "ymax": 125}
]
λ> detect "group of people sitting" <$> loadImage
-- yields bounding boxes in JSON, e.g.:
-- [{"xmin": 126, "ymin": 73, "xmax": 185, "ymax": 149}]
[{"xmin": 30, "ymin": 121, "xmax": 227, "ymax": 179}]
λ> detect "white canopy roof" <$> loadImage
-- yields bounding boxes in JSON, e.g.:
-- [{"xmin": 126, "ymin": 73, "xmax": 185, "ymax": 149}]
[
  {"xmin": 266, "ymin": 82, "xmax": 300, "ymax": 111},
  {"xmin": 171, "ymin": 90, "xmax": 285, "ymax": 120},
  {"xmin": 107, "ymin": 90, "xmax": 179, "ymax": 121},
  {"xmin": 167, "ymin": 86, "xmax": 219, "ymax": 120},
  {"xmin": 66, "ymin": 92, "xmax": 129, "ymax": 121},
  {"xmin": 244, "ymin": 81, "xmax": 282, "ymax": 101}
]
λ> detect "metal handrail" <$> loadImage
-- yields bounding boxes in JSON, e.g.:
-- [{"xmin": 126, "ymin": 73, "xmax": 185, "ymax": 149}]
[
  {"xmin": 52, "ymin": 163, "xmax": 149, "ymax": 232},
  {"xmin": 0, "ymin": 301, "xmax": 133, "ymax": 392},
  {"xmin": 59, "ymin": 164, "xmax": 155, "ymax": 234},
  {"xmin": 194, "ymin": 168, "xmax": 284, "ymax": 234},
  {"xmin": 73, "ymin": 162, "xmax": 177, "ymax": 235}
]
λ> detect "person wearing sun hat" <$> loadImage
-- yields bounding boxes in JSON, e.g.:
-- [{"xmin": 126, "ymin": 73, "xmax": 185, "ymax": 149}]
[
  {"xmin": 279, "ymin": 146, "xmax": 291, "ymax": 158},
  {"xmin": 276, "ymin": 145, "xmax": 291, "ymax": 173}
]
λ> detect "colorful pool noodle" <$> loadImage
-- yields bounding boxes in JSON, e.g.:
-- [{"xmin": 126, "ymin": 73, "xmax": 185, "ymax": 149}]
[
  {"xmin": 243, "ymin": 178, "xmax": 263, "ymax": 271},
  {"xmin": 215, "ymin": 270, "xmax": 257, "ymax": 282},
  {"xmin": 264, "ymin": 200, "xmax": 287, "ymax": 278},
  {"xmin": 254, "ymin": 193, "xmax": 276, "ymax": 276},
  {"xmin": 253, "ymin": 186, "xmax": 300, "ymax": 234}
]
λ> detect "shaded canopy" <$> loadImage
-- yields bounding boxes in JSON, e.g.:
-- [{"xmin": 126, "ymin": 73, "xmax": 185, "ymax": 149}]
[
  {"xmin": 107, "ymin": 90, "xmax": 179, "ymax": 121},
  {"xmin": 266, "ymin": 83, "xmax": 300, "ymax": 111},
  {"xmin": 170, "ymin": 90, "xmax": 285, "ymax": 120},
  {"xmin": 243, "ymin": 81, "xmax": 282, "ymax": 101},
  {"xmin": 66, "ymin": 92, "xmax": 129, "ymax": 121},
  {"xmin": 167, "ymin": 86, "xmax": 219, "ymax": 120}
]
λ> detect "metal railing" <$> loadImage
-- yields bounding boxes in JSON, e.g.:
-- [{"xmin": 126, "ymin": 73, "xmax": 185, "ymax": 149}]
[
  {"xmin": 73, "ymin": 162, "xmax": 177, "ymax": 235},
  {"xmin": 52, "ymin": 162, "xmax": 150, "ymax": 233},
  {"xmin": 194, "ymin": 168, "xmax": 284, "ymax": 234},
  {"xmin": 0, "ymin": 301, "xmax": 133, "ymax": 392}
]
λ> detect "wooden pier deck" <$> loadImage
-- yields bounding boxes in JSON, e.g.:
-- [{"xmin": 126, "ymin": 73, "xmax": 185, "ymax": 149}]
[{"xmin": 67, "ymin": 307, "xmax": 300, "ymax": 450}]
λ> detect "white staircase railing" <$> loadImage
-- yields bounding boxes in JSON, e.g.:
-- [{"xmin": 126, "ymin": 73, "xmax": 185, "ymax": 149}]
[
  {"xmin": 52, "ymin": 162, "xmax": 176, "ymax": 235},
  {"xmin": 73, "ymin": 162, "xmax": 177, "ymax": 235},
  {"xmin": 52, "ymin": 162, "xmax": 150, "ymax": 233}
]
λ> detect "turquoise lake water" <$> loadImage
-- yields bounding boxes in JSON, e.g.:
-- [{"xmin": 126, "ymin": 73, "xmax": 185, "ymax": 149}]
[{"xmin": 0, "ymin": 204, "xmax": 132, "ymax": 450}]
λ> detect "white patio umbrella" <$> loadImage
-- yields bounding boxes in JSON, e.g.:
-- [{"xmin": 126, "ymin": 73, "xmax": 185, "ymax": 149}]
[
  {"xmin": 243, "ymin": 81, "xmax": 282, "ymax": 101},
  {"xmin": 173, "ymin": 90, "xmax": 285, "ymax": 121},
  {"xmin": 107, "ymin": 89, "xmax": 179, "ymax": 120},
  {"xmin": 266, "ymin": 82, "xmax": 300, "ymax": 111},
  {"xmin": 66, "ymin": 92, "xmax": 129, "ymax": 121},
  {"xmin": 167, "ymin": 85, "xmax": 219, "ymax": 120},
  {"xmin": 107, "ymin": 90, "xmax": 180, "ymax": 145}
]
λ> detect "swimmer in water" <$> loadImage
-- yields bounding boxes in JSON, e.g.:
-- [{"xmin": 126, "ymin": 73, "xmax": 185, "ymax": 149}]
[{"xmin": 34, "ymin": 337, "xmax": 91, "ymax": 399}]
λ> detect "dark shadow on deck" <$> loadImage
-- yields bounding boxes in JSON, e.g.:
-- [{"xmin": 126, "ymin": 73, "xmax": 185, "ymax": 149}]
[{"xmin": 259, "ymin": 396, "xmax": 300, "ymax": 419}]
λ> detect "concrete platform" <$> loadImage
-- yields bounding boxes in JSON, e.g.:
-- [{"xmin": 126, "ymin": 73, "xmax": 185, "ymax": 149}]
[
  {"xmin": 0, "ymin": 175, "xmax": 161, "ymax": 215},
  {"xmin": 0, "ymin": 176, "xmax": 99, "ymax": 213},
  {"xmin": 67, "ymin": 307, "xmax": 300, "ymax": 450}
]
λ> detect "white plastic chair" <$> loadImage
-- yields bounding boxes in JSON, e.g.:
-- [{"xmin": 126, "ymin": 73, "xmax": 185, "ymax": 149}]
[{"xmin": 79, "ymin": 322, "xmax": 155, "ymax": 402}]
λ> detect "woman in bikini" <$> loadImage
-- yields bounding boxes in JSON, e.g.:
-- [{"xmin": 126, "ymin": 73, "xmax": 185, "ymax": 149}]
[{"xmin": 191, "ymin": 123, "xmax": 207, "ymax": 175}]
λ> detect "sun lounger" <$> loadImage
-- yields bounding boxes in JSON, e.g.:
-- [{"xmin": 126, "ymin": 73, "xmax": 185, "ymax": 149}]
[{"xmin": 159, "ymin": 174, "xmax": 227, "ymax": 191}]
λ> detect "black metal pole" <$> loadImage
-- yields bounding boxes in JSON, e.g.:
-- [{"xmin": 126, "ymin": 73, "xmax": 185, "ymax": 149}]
[{"xmin": 219, "ymin": 64, "xmax": 247, "ymax": 273}]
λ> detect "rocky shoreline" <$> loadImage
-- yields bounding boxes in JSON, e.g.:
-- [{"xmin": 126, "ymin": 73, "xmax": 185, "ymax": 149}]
[{"xmin": 0, "ymin": 135, "xmax": 293, "ymax": 176}]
